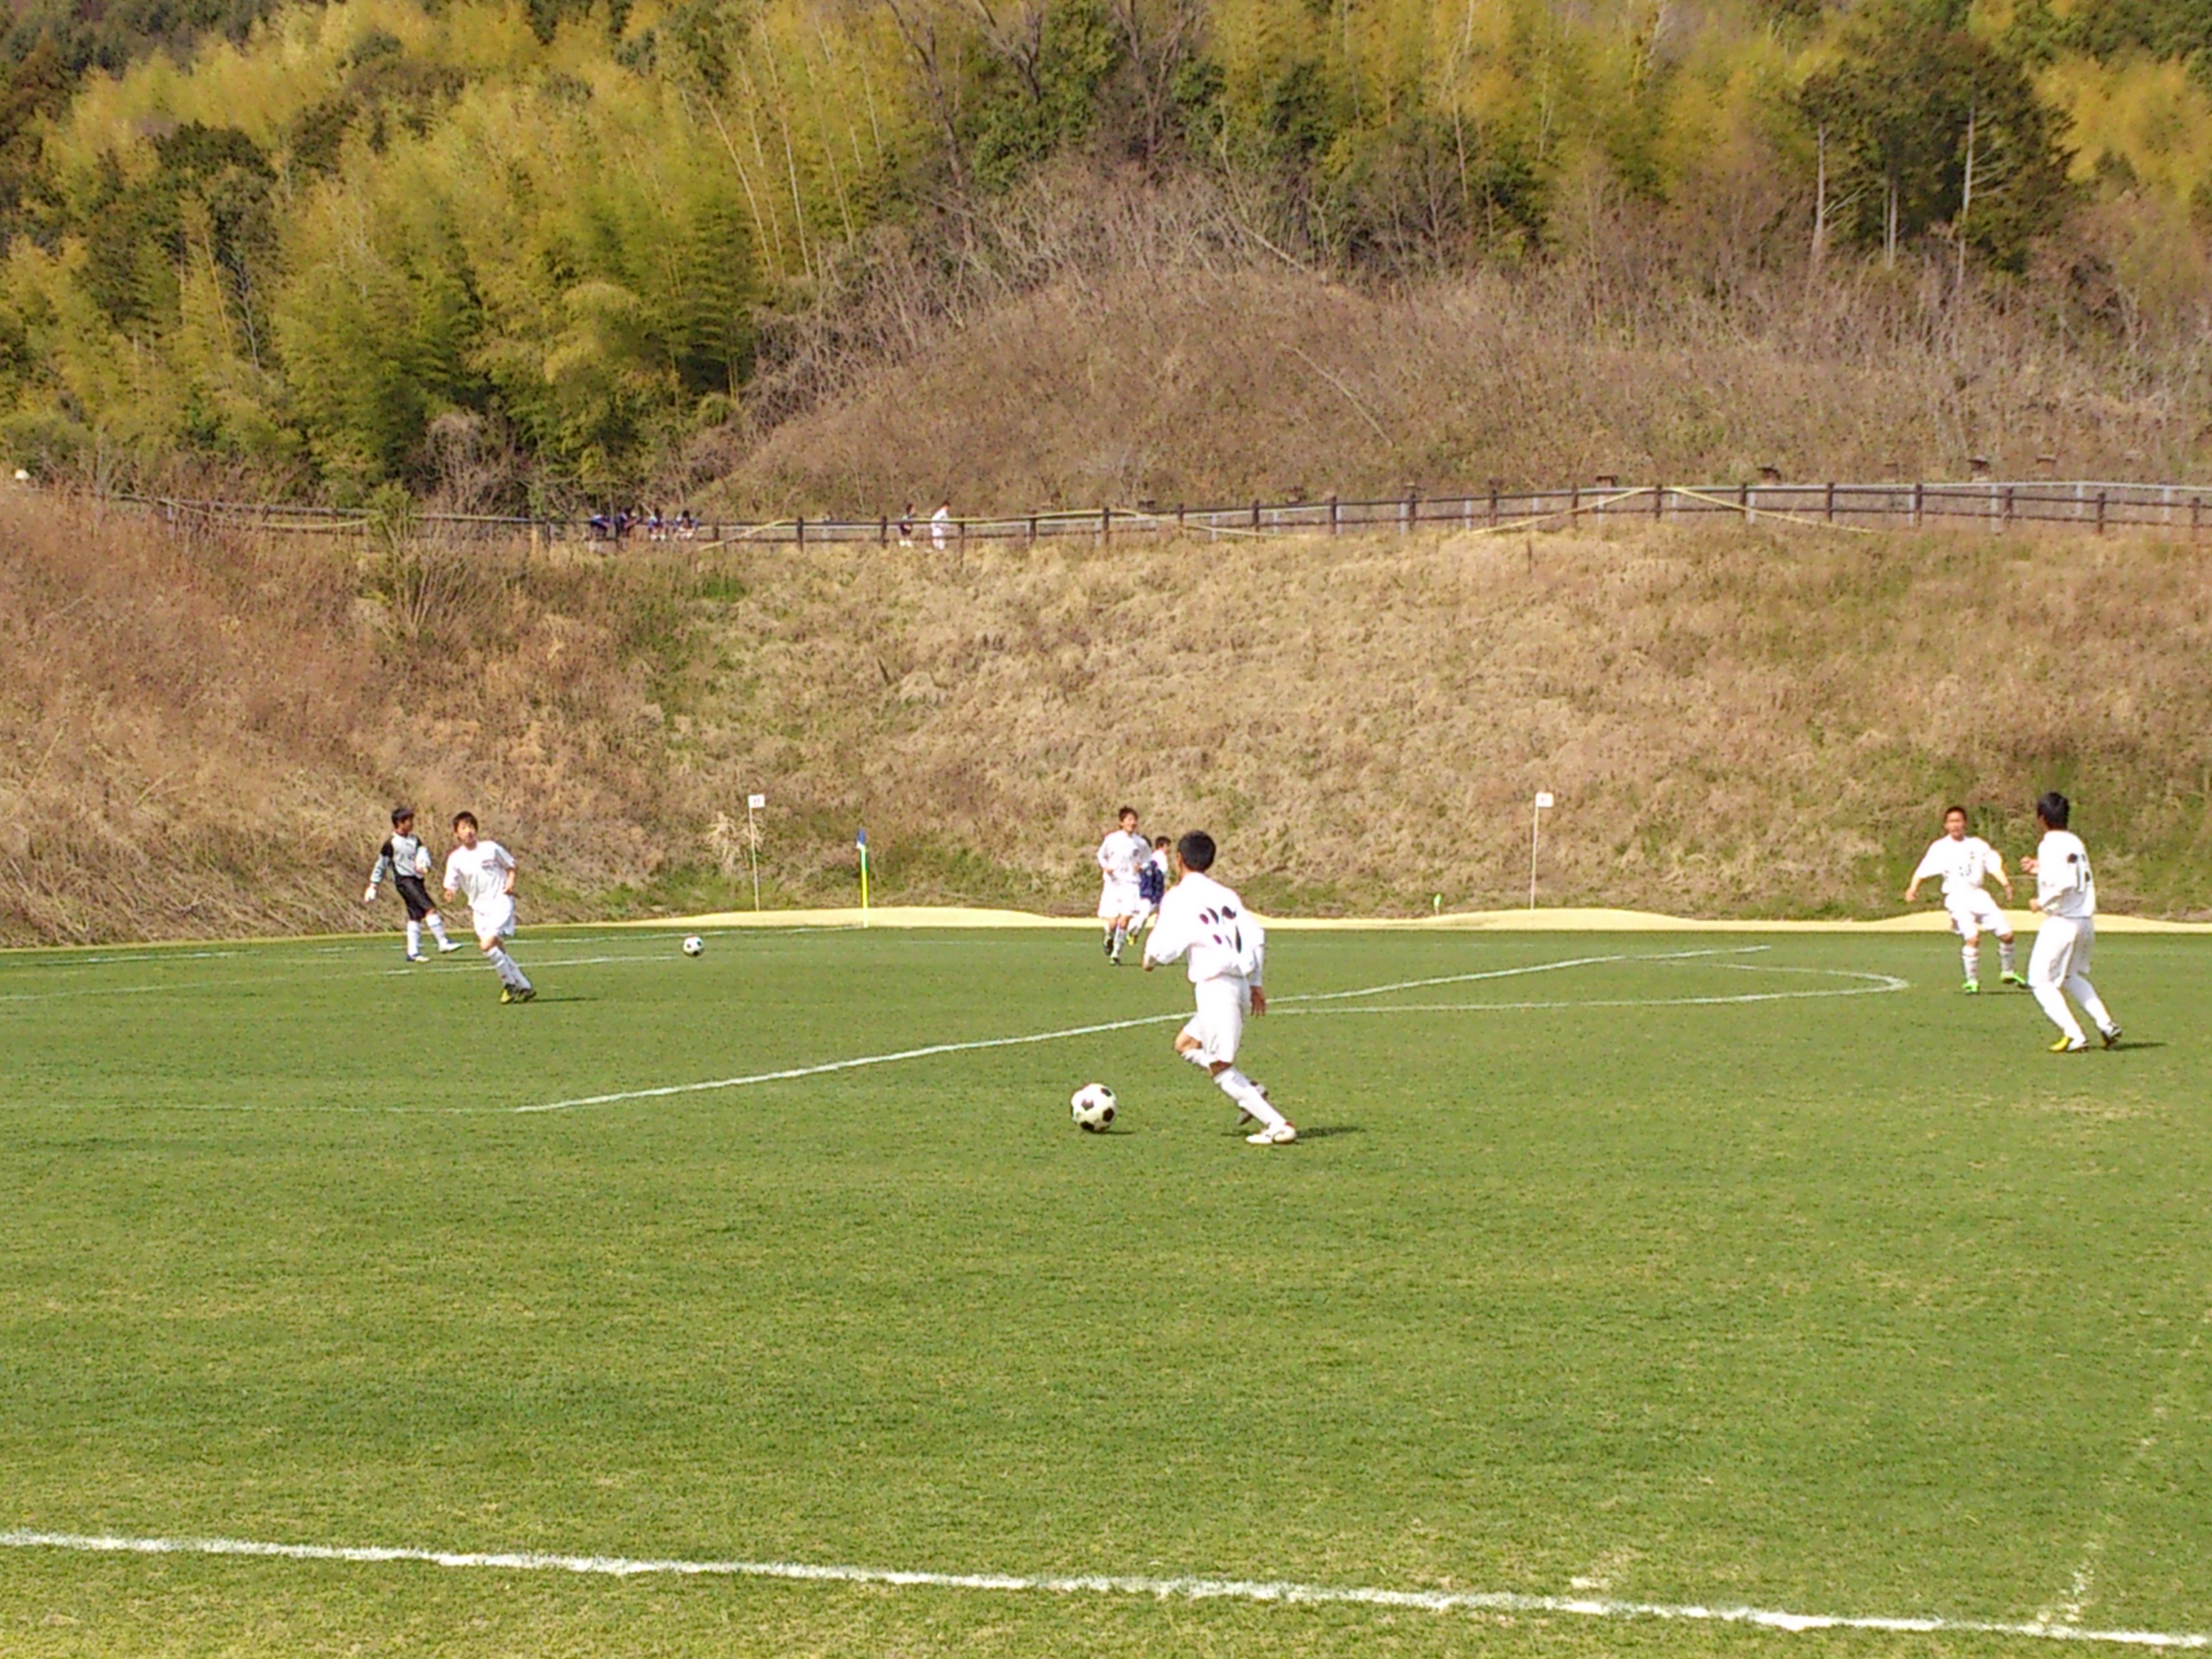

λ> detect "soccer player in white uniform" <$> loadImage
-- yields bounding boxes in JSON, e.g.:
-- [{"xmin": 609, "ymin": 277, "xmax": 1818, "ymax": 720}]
[
  {"xmin": 1096, "ymin": 806, "xmax": 1148, "ymax": 964},
  {"xmin": 363, "ymin": 806, "xmax": 463, "ymax": 963},
  {"xmin": 1904, "ymin": 805, "xmax": 2022, "ymax": 993},
  {"xmin": 441, "ymin": 811, "xmax": 536, "ymax": 1003},
  {"xmin": 1142, "ymin": 830, "xmax": 1296, "ymax": 1145},
  {"xmin": 2020, "ymin": 791, "xmax": 2120, "ymax": 1053}
]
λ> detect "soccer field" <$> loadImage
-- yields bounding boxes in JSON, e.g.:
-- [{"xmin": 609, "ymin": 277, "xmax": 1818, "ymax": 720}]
[{"xmin": 1, "ymin": 925, "xmax": 2206, "ymax": 1657}]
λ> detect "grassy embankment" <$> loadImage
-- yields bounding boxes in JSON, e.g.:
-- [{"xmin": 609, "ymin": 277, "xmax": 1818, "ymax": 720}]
[{"xmin": 2, "ymin": 493, "xmax": 2207, "ymax": 944}]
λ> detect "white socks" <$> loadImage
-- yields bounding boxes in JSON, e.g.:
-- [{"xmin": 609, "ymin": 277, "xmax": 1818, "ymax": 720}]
[
  {"xmin": 1961, "ymin": 943, "xmax": 1979, "ymax": 982},
  {"xmin": 487, "ymin": 946, "xmax": 532, "ymax": 991},
  {"xmin": 1215, "ymin": 1068, "xmax": 1285, "ymax": 1131},
  {"xmin": 406, "ymin": 921, "xmax": 422, "ymax": 957},
  {"xmin": 427, "ymin": 915, "xmax": 452, "ymax": 948},
  {"xmin": 1998, "ymin": 938, "xmax": 2017, "ymax": 977}
]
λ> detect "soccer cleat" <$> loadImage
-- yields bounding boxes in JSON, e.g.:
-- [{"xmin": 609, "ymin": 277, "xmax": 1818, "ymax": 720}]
[
  {"xmin": 2101, "ymin": 1024, "xmax": 2123, "ymax": 1049},
  {"xmin": 437, "ymin": 941, "xmax": 463, "ymax": 954},
  {"xmin": 514, "ymin": 985, "xmax": 536, "ymax": 1003},
  {"xmin": 1961, "ymin": 979, "xmax": 1979, "ymax": 994},
  {"xmin": 1246, "ymin": 1123, "xmax": 1297, "ymax": 1145},
  {"xmin": 2001, "ymin": 971, "xmax": 2027, "ymax": 988},
  {"xmin": 406, "ymin": 953, "xmax": 427, "ymax": 964},
  {"xmin": 499, "ymin": 987, "xmax": 514, "ymax": 1004},
  {"xmin": 2048, "ymin": 1034, "xmax": 2088, "ymax": 1053}
]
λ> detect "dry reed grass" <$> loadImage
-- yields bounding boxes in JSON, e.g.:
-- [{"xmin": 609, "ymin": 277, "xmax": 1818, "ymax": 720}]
[
  {"xmin": 693, "ymin": 518, "xmax": 2212, "ymax": 919},
  {"xmin": 711, "ymin": 260, "xmax": 2212, "ymax": 517},
  {"xmin": 3, "ymin": 492, "xmax": 2206, "ymax": 942},
  {"xmin": 0, "ymin": 494, "xmax": 689, "ymax": 943}
]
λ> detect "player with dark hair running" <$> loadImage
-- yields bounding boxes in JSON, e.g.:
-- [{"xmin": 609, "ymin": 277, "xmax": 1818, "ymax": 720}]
[
  {"xmin": 1142, "ymin": 831, "xmax": 1296, "ymax": 1145},
  {"xmin": 441, "ymin": 812, "xmax": 535, "ymax": 1004},
  {"xmin": 364, "ymin": 806, "xmax": 461, "ymax": 962}
]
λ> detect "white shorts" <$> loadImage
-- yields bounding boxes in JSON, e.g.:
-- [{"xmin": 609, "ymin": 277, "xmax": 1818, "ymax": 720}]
[
  {"xmin": 1945, "ymin": 890, "xmax": 2010, "ymax": 940},
  {"xmin": 471, "ymin": 896, "xmax": 517, "ymax": 947},
  {"xmin": 1178, "ymin": 975, "xmax": 1250, "ymax": 1067},
  {"xmin": 2030, "ymin": 912, "xmax": 2093, "ymax": 988},
  {"xmin": 1099, "ymin": 880, "xmax": 1141, "ymax": 920}
]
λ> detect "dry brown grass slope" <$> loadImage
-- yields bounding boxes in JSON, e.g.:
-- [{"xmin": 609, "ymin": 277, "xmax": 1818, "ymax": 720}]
[
  {"xmin": 3, "ymin": 494, "xmax": 2209, "ymax": 943},
  {"xmin": 693, "ymin": 520, "xmax": 2212, "ymax": 919},
  {"xmin": 711, "ymin": 266, "xmax": 2210, "ymax": 518}
]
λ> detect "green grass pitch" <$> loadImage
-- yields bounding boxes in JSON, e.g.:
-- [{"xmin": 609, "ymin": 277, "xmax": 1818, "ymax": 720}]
[{"xmin": 0, "ymin": 925, "xmax": 2206, "ymax": 1657}]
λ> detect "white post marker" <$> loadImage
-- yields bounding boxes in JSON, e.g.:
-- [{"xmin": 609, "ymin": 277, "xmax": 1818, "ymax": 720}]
[
  {"xmin": 1530, "ymin": 791, "xmax": 1554, "ymax": 910},
  {"xmin": 746, "ymin": 794, "xmax": 765, "ymax": 911}
]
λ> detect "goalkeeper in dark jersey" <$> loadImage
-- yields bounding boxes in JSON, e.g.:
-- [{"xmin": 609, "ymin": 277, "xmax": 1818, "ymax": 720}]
[{"xmin": 364, "ymin": 806, "xmax": 461, "ymax": 962}]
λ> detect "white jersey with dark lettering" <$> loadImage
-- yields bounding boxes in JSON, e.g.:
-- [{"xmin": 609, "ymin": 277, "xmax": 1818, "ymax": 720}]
[
  {"xmin": 2034, "ymin": 830, "xmax": 2096, "ymax": 920},
  {"xmin": 1142, "ymin": 870, "xmax": 1264, "ymax": 985}
]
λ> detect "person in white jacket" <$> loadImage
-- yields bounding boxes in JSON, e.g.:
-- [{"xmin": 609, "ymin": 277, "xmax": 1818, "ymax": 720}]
[
  {"xmin": 1142, "ymin": 831, "xmax": 1296, "ymax": 1145},
  {"xmin": 2020, "ymin": 791, "xmax": 2120, "ymax": 1053}
]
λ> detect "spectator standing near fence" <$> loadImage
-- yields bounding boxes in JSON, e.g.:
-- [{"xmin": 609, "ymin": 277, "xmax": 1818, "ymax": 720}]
[
  {"xmin": 898, "ymin": 503, "xmax": 915, "ymax": 547},
  {"xmin": 931, "ymin": 499, "xmax": 951, "ymax": 552}
]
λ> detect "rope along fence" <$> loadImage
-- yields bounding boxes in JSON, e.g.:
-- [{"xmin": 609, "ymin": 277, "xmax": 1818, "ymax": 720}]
[{"xmin": 97, "ymin": 479, "xmax": 2212, "ymax": 546}]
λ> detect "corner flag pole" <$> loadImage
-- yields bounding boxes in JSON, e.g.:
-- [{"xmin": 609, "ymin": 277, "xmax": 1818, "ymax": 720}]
[
  {"xmin": 1530, "ymin": 791, "xmax": 1554, "ymax": 910},
  {"xmin": 857, "ymin": 826, "xmax": 870, "ymax": 926}
]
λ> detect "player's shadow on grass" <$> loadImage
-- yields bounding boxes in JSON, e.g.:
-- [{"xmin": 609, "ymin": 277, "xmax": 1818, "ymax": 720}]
[
  {"xmin": 1220, "ymin": 1124, "xmax": 1361, "ymax": 1140},
  {"xmin": 2107, "ymin": 1037, "xmax": 2163, "ymax": 1051},
  {"xmin": 521, "ymin": 993, "xmax": 594, "ymax": 1004}
]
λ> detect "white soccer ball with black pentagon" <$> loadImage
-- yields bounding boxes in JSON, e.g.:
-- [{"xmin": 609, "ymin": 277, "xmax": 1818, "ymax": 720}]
[
  {"xmin": 1070, "ymin": 1083, "xmax": 1117, "ymax": 1132},
  {"xmin": 681, "ymin": 935, "xmax": 705, "ymax": 957}
]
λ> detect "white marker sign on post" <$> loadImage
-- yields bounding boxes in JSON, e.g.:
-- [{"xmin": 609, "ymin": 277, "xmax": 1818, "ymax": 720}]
[
  {"xmin": 1530, "ymin": 792, "xmax": 1554, "ymax": 910},
  {"xmin": 745, "ymin": 795, "xmax": 766, "ymax": 910}
]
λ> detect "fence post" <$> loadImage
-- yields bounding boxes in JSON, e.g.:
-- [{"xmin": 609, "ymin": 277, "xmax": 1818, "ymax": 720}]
[
  {"xmin": 2002, "ymin": 486, "xmax": 2014, "ymax": 529},
  {"xmin": 796, "ymin": 515, "xmax": 805, "ymax": 548},
  {"xmin": 1177, "ymin": 503, "xmax": 1187, "ymax": 530},
  {"xmin": 1028, "ymin": 514, "xmax": 1038, "ymax": 544},
  {"xmin": 2096, "ymin": 491, "xmax": 2107, "ymax": 535},
  {"xmin": 1651, "ymin": 484, "xmax": 1663, "ymax": 522},
  {"xmin": 1911, "ymin": 483, "xmax": 1923, "ymax": 528},
  {"xmin": 1251, "ymin": 499, "xmax": 1261, "ymax": 532},
  {"xmin": 1569, "ymin": 483, "xmax": 1580, "ymax": 520},
  {"xmin": 2193, "ymin": 497, "xmax": 2203, "ymax": 540},
  {"xmin": 1406, "ymin": 486, "xmax": 1420, "ymax": 531},
  {"xmin": 959, "ymin": 516, "xmax": 967, "ymax": 548},
  {"xmin": 1102, "ymin": 505, "xmax": 1111, "ymax": 543},
  {"xmin": 1738, "ymin": 481, "xmax": 1749, "ymax": 519},
  {"xmin": 1825, "ymin": 482, "xmax": 1836, "ymax": 524},
  {"xmin": 879, "ymin": 514, "xmax": 888, "ymax": 546},
  {"xmin": 1328, "ymin": 494, "xmax": 1339, "ymax": 535}
]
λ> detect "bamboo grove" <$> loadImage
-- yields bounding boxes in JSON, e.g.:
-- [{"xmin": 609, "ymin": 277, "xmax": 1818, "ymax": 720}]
[{"xmin": 0, "ymin": 0, "xmax": 2206, "ymax": 499}]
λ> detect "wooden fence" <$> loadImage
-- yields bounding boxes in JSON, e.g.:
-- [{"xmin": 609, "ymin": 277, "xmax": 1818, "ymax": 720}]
[{"xmin": 103, "ymin": 479, "xmax": 2212, "ymax": 546}]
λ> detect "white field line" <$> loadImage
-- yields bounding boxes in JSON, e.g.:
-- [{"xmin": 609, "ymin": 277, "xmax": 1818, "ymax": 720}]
[
  {"xmin": 1279, "ymin": 966, "xmax": 1911, "ymax": 1018},
  {"xmin": 515, "ymin": 950, "xmax": 1856, "ymax": 1114},
  {"xmin": 0, "ymin": 1530, "xmax": 2203, "ymax": 1648},
  {"xmin": 2038, "ymin": 1309, "xmax": 2212, "ymax": 1630}
]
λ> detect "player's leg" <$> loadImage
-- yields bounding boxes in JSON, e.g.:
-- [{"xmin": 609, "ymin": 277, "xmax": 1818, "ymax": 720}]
[
  {"xmin": 1187, "ymin": 979, "xmax": 1292, "ymax": 1143},
  {"xmin": 2028, "ymin": 916, "xmax": 2088, "ymax": 1049},
  {"xmin": 1968, "ymin": 892, "xmax": 2023, "ymax": 984},
  {"xmin": 475, "ymin": 904, "xmax": 534, "ymax": 1000},
  {"xmin": 1953, "ymin": 911, "xmax": 1981, "ymax": 992},
  {"xmin": 2060, "ymin": 921, "xmax": 2119, "ymax": 1045},
  {"xmin": 398, "ymin": 879, "xmax": 430, "ymax": 962}
]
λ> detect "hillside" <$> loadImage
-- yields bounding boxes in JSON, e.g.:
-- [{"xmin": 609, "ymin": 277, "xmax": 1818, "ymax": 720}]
[{"xmin": 2, "ymin": 492, "xmax": 2208, "ymax": 945}]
